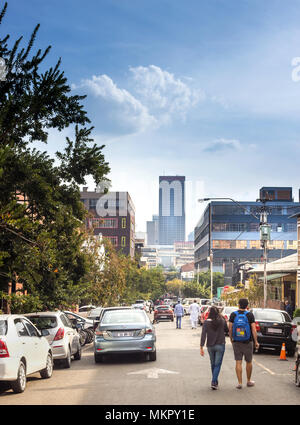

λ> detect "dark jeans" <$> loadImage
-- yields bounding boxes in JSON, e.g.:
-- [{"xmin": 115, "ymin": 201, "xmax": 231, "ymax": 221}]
[
  {"xmin": 176, "ymin": 316, "xmax": 182, "ymax": 328},
  {"xmin": 207, "ymin": 344, "xmax": 225, "ymax": 385}
]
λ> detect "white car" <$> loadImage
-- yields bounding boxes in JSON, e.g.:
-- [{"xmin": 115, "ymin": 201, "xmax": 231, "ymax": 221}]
[
  {"xmin": 25, "ymin": 311, "xmax": 81, "ymax": 368},
  {"xmin": 0, "ymin": 315, "xmax": 53, "ymax": 393}
]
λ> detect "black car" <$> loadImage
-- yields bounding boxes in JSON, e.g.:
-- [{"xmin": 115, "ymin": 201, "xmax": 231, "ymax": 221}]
[{"xmin": 251, "ymin": 308, "xmax": 297, "ymax": 356}]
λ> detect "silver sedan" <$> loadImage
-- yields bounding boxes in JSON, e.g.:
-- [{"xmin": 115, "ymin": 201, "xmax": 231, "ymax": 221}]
[{"xmin": 94, "ymin": 309, "xmax": 156, "ymax": 363}]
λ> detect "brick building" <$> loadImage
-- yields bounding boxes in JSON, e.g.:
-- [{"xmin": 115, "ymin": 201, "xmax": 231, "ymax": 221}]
[{"xmin": 80, "ymin": 187, "xmax": 135, "ymax": 258}]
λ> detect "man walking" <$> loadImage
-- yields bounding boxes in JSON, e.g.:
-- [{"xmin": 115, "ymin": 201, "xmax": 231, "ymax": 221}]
[
  {"xmin": 189, "ymin": 300, "xmax": 200, "ymax": 329},
  {"xmin": 174, "ymin": 300, "xmax": 185, "ymax": 329},
  {"xmin": 228, "ymin": 298, "xmax": 259, "ymax": 389}
]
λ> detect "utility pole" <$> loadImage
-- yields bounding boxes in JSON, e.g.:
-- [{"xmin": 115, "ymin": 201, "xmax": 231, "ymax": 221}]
[
  {"xmin": 209, "ymin": 203, "xmax": 213, "ymax": 302},
  {"xmin": 259, "ymin": 198, "xmax": 271, "ymax": 308}
]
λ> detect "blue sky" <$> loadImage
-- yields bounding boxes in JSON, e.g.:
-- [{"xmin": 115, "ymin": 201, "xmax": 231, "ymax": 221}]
[{"xmin": 4, "ymin": 0, "xmax": 300, "ymax": 235}]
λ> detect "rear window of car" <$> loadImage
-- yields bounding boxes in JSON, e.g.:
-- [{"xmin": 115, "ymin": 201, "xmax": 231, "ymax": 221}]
[
  {"xmin": 26, "ymin": 316, "xmax": 58, "ymax": 329},
  {"xmin": 101, "ymin": 311, "xmax": 147, "ymax": 325},
  {"xmin": 157, "ymin": 306, "xmax": 170, "ymax": 310},
  {"xmin": 253, "ymin": 310, "xmax": 285, "ymax": 322},
  {"xmin": 0, "ymin": 320, "xmax": 7, "ymax": 335}
]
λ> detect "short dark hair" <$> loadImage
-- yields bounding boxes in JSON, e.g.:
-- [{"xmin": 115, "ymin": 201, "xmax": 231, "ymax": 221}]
[{"xmin": 238, "ymin": 298, "xmax": 249, "ymax": 309}]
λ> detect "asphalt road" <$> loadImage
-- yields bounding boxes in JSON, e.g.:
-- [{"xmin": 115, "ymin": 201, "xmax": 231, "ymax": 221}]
[{"xmin": 1, "ymin": 315, "xmax": 300, "ymax": 405}]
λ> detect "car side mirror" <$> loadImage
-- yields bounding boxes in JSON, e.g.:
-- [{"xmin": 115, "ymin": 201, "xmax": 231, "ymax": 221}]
[{"xmin": 40, "ymin": 329, "xmax": 50, "ymax": 337}]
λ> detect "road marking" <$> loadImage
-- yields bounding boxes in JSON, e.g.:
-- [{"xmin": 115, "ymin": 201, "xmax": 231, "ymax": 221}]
[
  {"xmin": 127, "ymin": 368, "xmax": 179, "ymax": 379},
  {"xmin": 253, "ymin": 359, "xmax": 276, "ymax": 375},
  {"xmin": 253, "ymin": 359, "xmax": 293, "ymax": 376}
]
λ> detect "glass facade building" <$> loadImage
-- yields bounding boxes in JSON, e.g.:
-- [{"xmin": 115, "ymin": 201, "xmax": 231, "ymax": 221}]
[
  {"xmin": 159, "ymin": 176, "xmax": 185, "ymax": 245},
  {"xmin": 194, "ymin": 187, "xmax": 300, "ymax": 285}
]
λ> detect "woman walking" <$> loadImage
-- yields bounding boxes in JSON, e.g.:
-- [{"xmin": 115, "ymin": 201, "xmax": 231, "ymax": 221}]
[{"xmin": 200, "ymin": 306, "xmax": 228, "ymax": 390}]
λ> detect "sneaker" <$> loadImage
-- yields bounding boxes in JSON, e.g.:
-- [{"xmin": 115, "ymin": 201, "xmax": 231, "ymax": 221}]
[
  {"xmin": 247, "ymin": 381, "xmax": 255, "ymax": 387},
  {"xmin": 211, "ymin": 383, "xmax": 218, "ymax": 390}
]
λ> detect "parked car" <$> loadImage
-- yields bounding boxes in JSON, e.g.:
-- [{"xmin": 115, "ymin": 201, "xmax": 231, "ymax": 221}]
[
  {"xmin": 78, "ymin": 305, "xmax": 96, "ymax": 318},
  {"xmin": 92, "ymin": 306, "xmax": 133, "ymax": 330},
  {"xmin": 94, "ymin": 308, "xmax": 156, "ymax": 363},
  {"xmin": 199, "ymin": 305, "xmax": 211, "ymax": 325},
  {"xmin": 63, "ymin": 311, "xmax": 95, "ymax": 345},
  {"xmin": 154, "ymin": 305, "xmax": 174, "ymax": 322},
  {"xmin": 251, "ymin": 308, "xmax": 297, "ymax": 356},
  {"xmin": 132, "ymin": 300, "xmax": 146, "ymax": 310},
  {"xmin": 25, "ymin": 311, "xmax": 82, "ymax": 368},
  {"xmin": 222, "ymin": 306, "xmax": 239, "ymax": 333},
  {"xmin": 64, "ymin": 311, "xmax": 94, "ymax": 331},
  {"xmin": 87, "ymin": 307, "xmax": 103, "ymax": 321},
  {"xmin": 0, "ymin": 315, "xmax": 53, "ymax": 393}
]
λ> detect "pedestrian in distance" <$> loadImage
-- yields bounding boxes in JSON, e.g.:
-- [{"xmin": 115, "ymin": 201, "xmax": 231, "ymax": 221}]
[
  {"xmin": 189, "ymin": 300, "xmax": 200, "ymax": 329},
  {"xmin": 200, "ymin": 306, "xmax": 228, "ymax": 390},
  {"xmin": 228, "ymin": 298, "xmax": 259, "ymax": 389},
  {"xmin": 284, "ymin": 299, "xmax": 294, "ymax": 319},
  {"xmin": 174, "ymin": 300, "xmax": 185, "ymax": 329}
]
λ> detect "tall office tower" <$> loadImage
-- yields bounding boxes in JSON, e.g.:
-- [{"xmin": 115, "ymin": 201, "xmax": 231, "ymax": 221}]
[
  {"xmin": 158, "ymin": 176, "xmax": 185, "ymax": 245},
  {"xmin": 146, "ymin": 215, "xmax": 159, "ymax": 245}
]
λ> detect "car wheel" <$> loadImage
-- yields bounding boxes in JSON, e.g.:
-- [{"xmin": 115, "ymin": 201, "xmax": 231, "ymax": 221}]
[
  {"xmin": 40, "ymin": 352, "xmax": 53, "ymax": 379},
  {"xmin": 62, "ymin": 347, "xmax": 71, "ymax": 368},
  {"xmin": 74, "ymin": 343, "xmax": 82, "ymax": 360},
  {"xmin": 94, "ymin": 353, "xmax": 103, "ymax": 363},
  {"xmin": 11, "ymin": 361, "xmax": 26, "ymax": 393},
  {"xmin": 149, "ymin": 350, "xmax": 157, "ymax": 361}
]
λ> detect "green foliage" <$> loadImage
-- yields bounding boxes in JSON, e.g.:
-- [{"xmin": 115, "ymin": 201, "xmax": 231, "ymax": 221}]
[
  {"xmin": 293, "ymin": 308, "xmax": 300, "ymax": 319},
  {"xmin": 0, "ymin": 4, "xmax": 110, "ymax": 312},
  {"xmin": 0, "ymin": 291, "xmax": 43, "ymax": 313}
]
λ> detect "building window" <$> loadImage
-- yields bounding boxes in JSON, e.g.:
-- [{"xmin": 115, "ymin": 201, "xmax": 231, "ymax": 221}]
[
  {"xmin": 104, "ymin": 236, "xmax": 118, "ymax": 247},
  {"xmin": 121, "ymin": 236, "xmax": 126, "ymax": 247},
  {"xmin": 89, "ymin": 218, "xmax": 118, "ymax": 229},
  {"xmin": 122, "ymin": 218, "xmax": 126, "ymax": 228}
]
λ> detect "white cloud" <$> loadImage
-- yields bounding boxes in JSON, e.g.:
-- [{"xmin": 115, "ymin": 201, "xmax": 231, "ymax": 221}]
[
  {"xmin": 203, "ymin": 138, "xmax": 242, "ymax": 153},
  {"xmin": 129, "ymin": 65, "xmax": 205, "ymax": 122},
  {"xmin": 74, "ymin": 66, "xmax": 205, "ymax": 136},
  {"xmin": 77, "ymin": 74, "xmax": 157, "ymax": 135}
]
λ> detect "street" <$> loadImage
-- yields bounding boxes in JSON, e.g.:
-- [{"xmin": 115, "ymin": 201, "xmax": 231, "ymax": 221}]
[{"xmin": 1, "ymin": 315, "xmax": 300, "ymax": 405}]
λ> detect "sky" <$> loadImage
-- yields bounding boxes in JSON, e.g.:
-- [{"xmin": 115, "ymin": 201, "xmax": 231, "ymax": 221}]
[{"xmin": 3, "ymin": 0, "xmax": 300, "ymax": 236}]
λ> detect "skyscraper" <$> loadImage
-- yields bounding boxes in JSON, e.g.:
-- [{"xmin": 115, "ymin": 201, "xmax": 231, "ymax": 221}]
[{"xmin": 159, "ymin": 176, "xmax": 185, "ymax": 245}]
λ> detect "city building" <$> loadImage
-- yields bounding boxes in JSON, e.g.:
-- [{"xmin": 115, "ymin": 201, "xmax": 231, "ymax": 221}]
[
  {"xmin": 146, "ymin": 215, "xmax": 159, "ymax": 245},
  {"xmin": 194, "ymin": 187, "xmax": 300, "ymax": 285},
  {"xmin": 180, "ymin": 262, "xmax": 195, "ymax": 281},
  {"xmin": 80, "ymin": 187, "xmax": 135, "ymax": 258},
  {"xmin": 140, "ymin": 246, "xmax": 159, "ymax": 269},
  {"xmin": 174, "ymin": 241, "xmax": 194, "ymax": 269},
  {"xmin": 159, "ymin": 176, "xmax": 185, "ymax": 245}
]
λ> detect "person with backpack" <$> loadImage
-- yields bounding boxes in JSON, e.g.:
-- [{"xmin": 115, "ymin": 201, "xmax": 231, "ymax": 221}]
[
  {"xmin": 228, "ymin": 298, "xmax": 259, "ymax": 389},
  {"xmin": 200, "ymin": 306, "xmax": 229, "ymax": 390}
]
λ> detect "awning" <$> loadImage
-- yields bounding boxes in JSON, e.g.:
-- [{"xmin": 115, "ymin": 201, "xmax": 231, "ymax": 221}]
[{"xmin": 258, "ymin": 273, "xmax": 291, "ymax": 282}]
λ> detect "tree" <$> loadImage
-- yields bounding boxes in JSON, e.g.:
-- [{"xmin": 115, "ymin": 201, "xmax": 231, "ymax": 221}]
[
  {"xmin": 0, "ymin": 3, "xmax": 110, "ymax": 311},
  {"xmin": 165, "ymin": 279, "xmax": 185, "ymax": 297}
]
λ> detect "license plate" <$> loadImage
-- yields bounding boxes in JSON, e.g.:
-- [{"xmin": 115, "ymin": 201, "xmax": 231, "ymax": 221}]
[
  {"xmin": 116, "ymin": 332, "xmax": 133, "ymax": 337},
  {"xmin": 160, "ymin": 316, "xmax": 167, "ymax": 318},
  {"xmin": 267, "ymin": 328, "xmax": 282, "ymax": 334}
]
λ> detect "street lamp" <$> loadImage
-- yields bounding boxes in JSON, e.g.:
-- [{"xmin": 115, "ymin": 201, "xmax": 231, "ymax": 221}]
[{"xmin": 198, "ymin": 197, "xmax": 269, "ymax": 307}]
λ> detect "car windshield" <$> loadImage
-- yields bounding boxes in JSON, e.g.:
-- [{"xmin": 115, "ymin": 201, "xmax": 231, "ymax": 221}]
[
  {"xmin": 253, "ymin": 310, "xmax": 285, "ymax": 322},
  {"xmin": 135, "ymin": 301, "xmax": 144, "ymax": 304},
  {"xmin": 0, "ymin": 320, "xmax": 7, "ymax": 335},
  {"xmin": 101, "ymin": 311, "xmax": 147, "ymax": 325},
  {"xmin": 27, "ymin": 316, "xmax": 58, "ymax": 329}
]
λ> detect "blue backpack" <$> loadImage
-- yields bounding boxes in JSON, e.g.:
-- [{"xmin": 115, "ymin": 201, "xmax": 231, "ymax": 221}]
[{"xmin": 232, "ymin": 311, "xmax": 251, "ymax": 342}]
